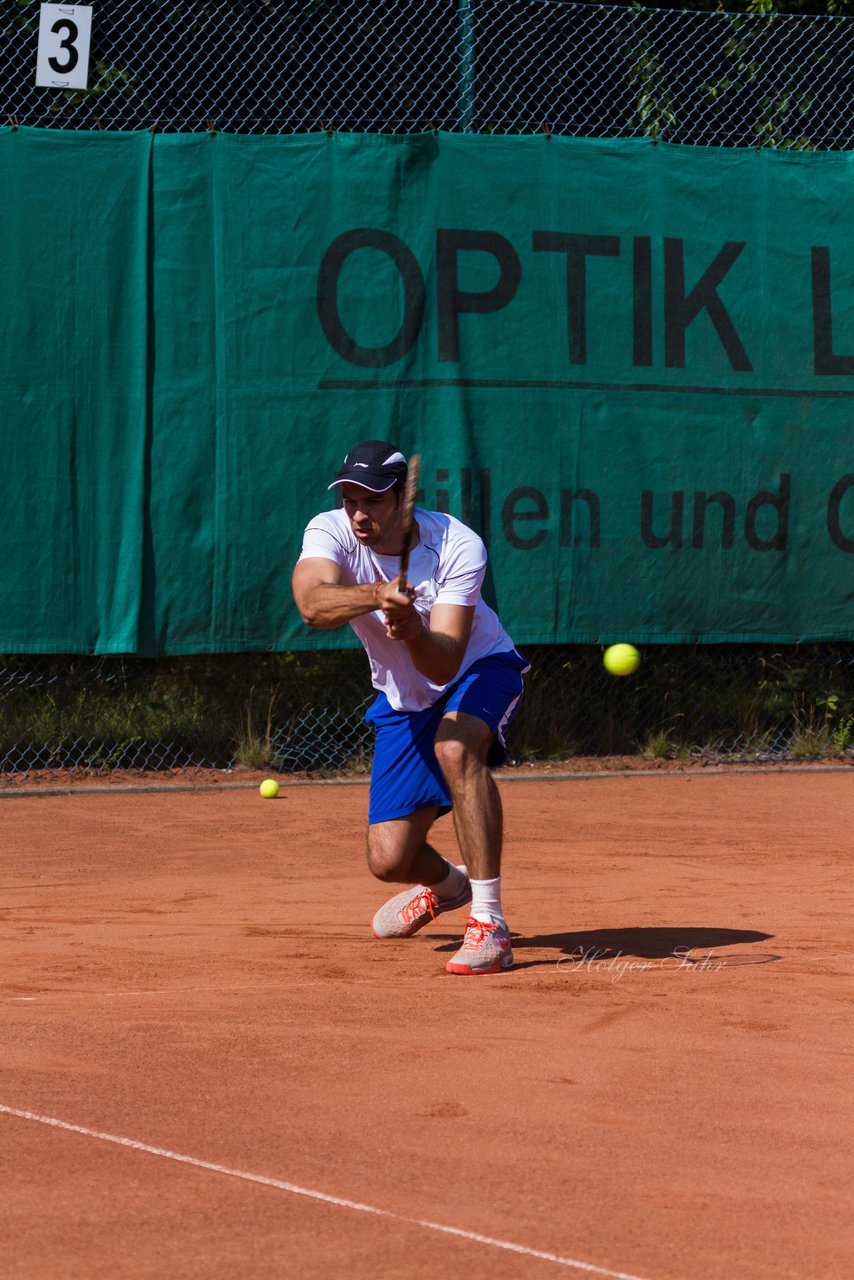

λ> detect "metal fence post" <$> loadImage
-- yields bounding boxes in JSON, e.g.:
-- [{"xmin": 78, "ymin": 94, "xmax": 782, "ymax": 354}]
[{"xmin": 458, "ymin": 0, "xmax": 476, "ymax": 133}]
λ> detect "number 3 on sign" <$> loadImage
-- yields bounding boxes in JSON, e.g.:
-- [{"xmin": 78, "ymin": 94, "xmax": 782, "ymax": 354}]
[{"xmin": 36, "ymin": 4, "xmax": 93, "ymax": 90}]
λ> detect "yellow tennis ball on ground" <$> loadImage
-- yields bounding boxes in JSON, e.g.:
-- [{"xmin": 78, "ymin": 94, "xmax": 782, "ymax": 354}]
[
  {"xmin": 259, "ymin": 778, "xmax": 279, "ymax": 799},
  {"xmin": 603, "ymin": 643, "xmax": 641, "ymax": 676}
]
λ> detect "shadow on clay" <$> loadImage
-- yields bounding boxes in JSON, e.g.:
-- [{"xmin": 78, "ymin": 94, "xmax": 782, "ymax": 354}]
[{"xmin": 433, "ymin": 925, "xmax": 780, "ymax": 969}]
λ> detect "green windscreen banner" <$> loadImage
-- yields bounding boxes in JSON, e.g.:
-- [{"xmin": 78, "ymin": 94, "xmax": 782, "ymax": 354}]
[{"xmin": 1, "ymin": 127, "xmax": 853, "ymax": 654}]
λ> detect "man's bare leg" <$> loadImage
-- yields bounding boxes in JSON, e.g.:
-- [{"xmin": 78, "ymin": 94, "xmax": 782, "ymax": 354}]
[
  {"xmin": 368, "ymin": 804, "xmax": 472, "ymax": 940},
  {"xmin": 434, "ymin": 711, "xmax": 502, "ymax": 881},
  {"xmin": 366, "ymin": 805, "xmax": 445, "ymax": 884},
  {"xmin": 434, "ymin": 711, "xmax": 513, "ymax": 973}
]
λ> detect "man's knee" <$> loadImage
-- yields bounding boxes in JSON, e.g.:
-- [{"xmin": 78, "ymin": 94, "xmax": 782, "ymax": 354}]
[
  {"xmin": 433, "ymin": 734, "xmax": 468, "ymax": 778},
  {"xmin": 366, "ymin": 821, "xmax": 421, "ymax": 882},
  {"xmin": 366, "ymin": 830, "xmax": 402, "ymax": 881},
  {"xmin": 434, "ymin": 722, "xmax": 491, "ymax": 785}
]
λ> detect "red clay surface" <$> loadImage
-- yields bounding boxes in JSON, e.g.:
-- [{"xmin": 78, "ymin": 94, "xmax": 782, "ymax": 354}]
[{"xmin": 1, "ymin": 774, "xmax": 851, "ymax": 1280}]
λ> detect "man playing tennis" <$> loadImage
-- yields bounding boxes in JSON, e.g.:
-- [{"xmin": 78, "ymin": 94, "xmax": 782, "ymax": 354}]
[{"xmin": 292, "ymin": 440, "xmax": 528, "ymax": 975}]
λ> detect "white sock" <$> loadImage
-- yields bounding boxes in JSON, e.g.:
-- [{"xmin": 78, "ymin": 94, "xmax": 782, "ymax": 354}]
[
  {"xmin": 470, "ymin": 876, "xmax": 504, "ymax": 925},
  {"xmin": 431, "ymin": 860, "xmax": 468, "ymax": 901}
]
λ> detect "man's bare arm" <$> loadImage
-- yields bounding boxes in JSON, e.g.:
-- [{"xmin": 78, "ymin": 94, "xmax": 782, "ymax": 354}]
[
  {"xmin": 292, "ymin": 558, "xmax": 413, "ymax": 629},
  {"xmin": 385, "ymin": 602, "xmax": 475, "ymax": 685}
]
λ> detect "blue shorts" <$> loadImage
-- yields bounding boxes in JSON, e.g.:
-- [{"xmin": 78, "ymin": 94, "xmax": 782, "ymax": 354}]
[{"xmin": 365, "ymin": 649, "xmax": 529, "ymax": 826}]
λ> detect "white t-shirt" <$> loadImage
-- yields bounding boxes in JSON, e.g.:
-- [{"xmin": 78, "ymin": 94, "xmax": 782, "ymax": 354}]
[{"xmin": 298, "ymin": 507, "xmax": 517, "ymax": 712}]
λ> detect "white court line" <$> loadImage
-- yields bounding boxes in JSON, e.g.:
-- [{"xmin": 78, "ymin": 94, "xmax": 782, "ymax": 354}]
[
  {"xmin": 1, "ymin": 1103, "xmax": 655, "ymax": 1280},
  {"xmin": 5, "ymin": 977, "xmax": 433, "ymax": 1002}
]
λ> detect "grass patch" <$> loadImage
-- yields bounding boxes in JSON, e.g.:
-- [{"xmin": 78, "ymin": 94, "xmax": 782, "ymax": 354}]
[
  {"xmin": 641, "ymin": 729, "xmax": 676, "ymax": 760},
  {"xmin": 234, "ymin": 685, "xmax": 279, "ymax": 771},
  {"xmin": 788, "ymin": 729, "xmax": 833, "ymax": 760}
]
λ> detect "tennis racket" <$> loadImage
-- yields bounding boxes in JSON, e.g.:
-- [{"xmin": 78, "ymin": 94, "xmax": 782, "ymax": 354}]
[{"xmin": 397, "ymin": 453, "xmax": 421, "ymax": 592}]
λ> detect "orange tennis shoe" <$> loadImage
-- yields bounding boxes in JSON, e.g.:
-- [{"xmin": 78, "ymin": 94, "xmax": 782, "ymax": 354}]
[
  {"xmin": 445, "ymin": 916, "xmax": 514, "ymax": 975},
  {"xmin": 371, "ymin": 871, "xmax": 471, "ymax": 939}
]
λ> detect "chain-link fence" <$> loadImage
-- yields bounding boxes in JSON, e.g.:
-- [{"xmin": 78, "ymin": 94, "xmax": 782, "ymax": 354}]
[
  {"xmin": 4, "ymin": 5, "xmax": 853, "ymax": 782},
  {"xmin": 3, "ymin": 1, "xmax": 853, "ymax": 147},
  {"xmin": 3, "ymin": 645, "xmax": 854, "ymax": 784}
]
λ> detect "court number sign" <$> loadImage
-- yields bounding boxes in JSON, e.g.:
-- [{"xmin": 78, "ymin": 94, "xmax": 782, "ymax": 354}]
[{"xmin": 36, "ymin": 4, "xmax": 93, "ymax": 90}]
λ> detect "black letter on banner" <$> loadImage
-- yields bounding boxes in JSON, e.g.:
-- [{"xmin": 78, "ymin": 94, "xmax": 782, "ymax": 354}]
[
  {"xmin": 745, "ymin": 474, "xmax": 790, "ymax": 552},
  {"xmin": 692, "ymin": 491, "xmax": 736, "ymax": 549},
  {"xmin": 811, "ymin": 248, "xmax": 854, "ymax": 375},
  {"xmin": 461, "ymin": 468, "xmax": 493, "ymax": 547},
  {"xmin": 641, "ymin": 491, "xmax": 684, "ymax": 548},
  {"xmin": 317, "ymin": 230, "xmax": 424, "ymax": 368},
  {"xmin": 502, "ymin": 487, "xmax": 548, "ymax": 550},
  {"xmin": 559, "ymin": 489, "xmax": 601, "ymax": 548},
  {"xmin": 664, "ymin": 239, "xmax": 752, "ymax": 372},
  {"xmin": 532, "ymin": 233, "xmax": 620, "ymax": 365},
  {"xmin": 437, "ymin": 231, "xmax": 521, "ymax": 363},
  {"xmin": 827, "ymin": 474, "xmax": 854, "ymax": 552},
  {"xmin": 633, "ymin": 237, "xmax": 653, "ymax": 368}
]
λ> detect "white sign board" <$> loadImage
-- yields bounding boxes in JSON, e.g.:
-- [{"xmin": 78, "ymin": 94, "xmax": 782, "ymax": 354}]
[{"xmin": 36, "ymin": 4, "xmax": 93, "ymax": 90}]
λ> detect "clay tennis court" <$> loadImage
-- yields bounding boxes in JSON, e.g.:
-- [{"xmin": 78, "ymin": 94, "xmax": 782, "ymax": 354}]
[{"xmin": 2, "ymin": 771, "xmax": 851, "ymax": 1280}]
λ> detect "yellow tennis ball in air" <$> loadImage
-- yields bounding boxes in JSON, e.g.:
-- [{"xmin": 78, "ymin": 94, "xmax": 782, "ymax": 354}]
[
  {"xmin": 259, "ymin": 778, "xmax": 279, "ymax": 799},
  {"xmin": 603, "ymin": 643, "xmax": 640, "ymax": 676}
]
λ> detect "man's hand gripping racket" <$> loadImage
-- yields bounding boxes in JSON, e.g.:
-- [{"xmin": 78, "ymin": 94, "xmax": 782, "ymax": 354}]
[{"xmin": 384, "ymin": 453, "xmax": 422, "ymax": 642}]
